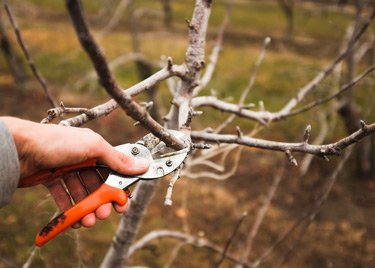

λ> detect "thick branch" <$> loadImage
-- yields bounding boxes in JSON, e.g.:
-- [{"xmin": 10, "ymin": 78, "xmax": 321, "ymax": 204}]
[
  {"xmin": 191, "ymin": 121, "xmax": 375, "ymax": 158},
  {"xmin": 100, "ymin": 180, "xmax": 159, "ymax": 268},
  {"xmin": 166, "ymin": 0, "xmax": 212, "ymax": 129},
  {"xmin": 193, "ymin": 0, "xmax": 232, "ymax": 96},
  {"xmin": 64, "ymin": 0, "xmax": 186, "ymax": 150}
]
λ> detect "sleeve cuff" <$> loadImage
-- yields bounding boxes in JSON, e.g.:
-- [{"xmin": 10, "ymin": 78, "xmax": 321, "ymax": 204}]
[{"xmin": 0, "ymin": 119, "xmax": 20, "ymax": 208}]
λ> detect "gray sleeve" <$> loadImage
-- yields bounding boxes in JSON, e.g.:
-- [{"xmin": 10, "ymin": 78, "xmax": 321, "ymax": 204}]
[{"xmin": 0, "ymin": 119, "xmax": 20, "ymax": 208}]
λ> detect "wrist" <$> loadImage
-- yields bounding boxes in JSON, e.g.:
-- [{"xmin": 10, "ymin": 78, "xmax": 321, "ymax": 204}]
[{"xmin": 1, "ymin": 117, "xmax": 37, "ymax": 177}]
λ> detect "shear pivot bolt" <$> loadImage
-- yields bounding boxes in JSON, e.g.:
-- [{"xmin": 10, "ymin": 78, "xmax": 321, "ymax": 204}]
[
  {"xmin": 166, "ymin": 160, "xmax": 173, "ymax": 167},
  {"xmin": 131, "ymin": 147, "xmax": 139, "ymax": 155}
]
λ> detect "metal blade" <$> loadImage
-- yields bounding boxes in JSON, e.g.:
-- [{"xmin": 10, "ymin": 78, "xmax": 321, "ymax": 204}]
[{"xmin": 106, "ymin": 131, "xmax": 188, "ymax": 189}]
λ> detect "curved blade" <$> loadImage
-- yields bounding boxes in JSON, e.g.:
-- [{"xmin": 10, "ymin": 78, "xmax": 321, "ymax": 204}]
[{"xmin": 106, "ymin": 131, "xmax": 188, "ymax": 189}]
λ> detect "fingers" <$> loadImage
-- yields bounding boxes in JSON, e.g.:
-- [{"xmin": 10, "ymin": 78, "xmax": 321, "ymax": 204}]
[
  {"xmin": 44, "ymin": 179, "xmax": 72, "ymax": 212},
  {"xmin": 55, "ymin": 169, "xmax": 128, "ymax": 228},
  {"xmin": 114, "ymin": 202, "xmax": 128, "ymax": 213}
]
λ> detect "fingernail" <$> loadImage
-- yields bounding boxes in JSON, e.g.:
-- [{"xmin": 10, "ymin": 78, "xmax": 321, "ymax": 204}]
[{"xmin": 133, "ymin": 157, "xmax": 150, "ymax": 170}]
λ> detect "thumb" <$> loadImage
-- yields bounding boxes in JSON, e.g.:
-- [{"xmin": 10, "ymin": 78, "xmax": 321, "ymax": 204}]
[{"xmin": 99, "ymin": 146, "xmax": 150, "ymax": 175}]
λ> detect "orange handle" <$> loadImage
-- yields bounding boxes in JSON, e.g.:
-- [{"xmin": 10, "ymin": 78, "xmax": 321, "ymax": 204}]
[
  {"xmin": 35, "ymin": 183, "xmax": 128, "ymax": 247},
  {"xmin": 18, "ymin": 158, "xmax": 97, "ymax": 188}
]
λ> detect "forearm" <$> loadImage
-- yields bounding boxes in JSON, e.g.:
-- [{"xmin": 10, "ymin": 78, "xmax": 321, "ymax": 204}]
[{"xmin": 0, "ymin": 118, "xmax": 20, "ymax": 208}]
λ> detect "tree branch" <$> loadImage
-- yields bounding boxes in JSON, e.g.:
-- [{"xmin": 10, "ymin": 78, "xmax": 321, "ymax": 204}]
[
  {"xmin": 216, "ymin": 211, "xmax": 247, "ymax": 268},
  {"xmin": 164, "ymin": 166, "xmax": 183, "ymax": 206},
  {"xmin": 238, "ymin": 164, "xmax": 285, "ymax": 267},
  {"xmin": 100, "ymin": 180, "xmax": 159, "ymax": 268},
  {"xmin": 191, "ymin": 121, "xmax": 375, "ymax": 160},
  {"xmin": 191, "ymin": 96, "xmax": 269, "ymax": 125},
  {"xmin": 64, "ymin": 0, "xmax": 186, "ymax": 150},
  {"xmin": 272, "ymin": 7, "xmax": 375, "ymax": 120},
  {"xmin": 191, "ymin": 63, "xmax": 375, "ymax": 125},
  {"xmin": 276, "ymin": 147, "xmax": 352, "ymax": 268},
  {"xmin": 127, "ymin": 230, "xmax": 255, "ymax": 268},
  {"xmin": 287, "ymin": 64, "xmax": 375, "ymax": 118},
  {"xmin": 60, "ymin": 63, "xmax": 187, "ymax": 127},
  {"xmin": 3, "ymin": 0, "xmax": 57, "ymax": 108},
  {"xmin": 192, "ymin": 0, "xmax": 232, "ymax": 96},
  {"xmin": 165, "ymin": 0, "xmax": 212, "ymax": 129}
]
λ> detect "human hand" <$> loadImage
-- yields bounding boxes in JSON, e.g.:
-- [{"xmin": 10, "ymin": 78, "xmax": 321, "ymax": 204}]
[{"xmin": 2, "ymin": 117, "xmax": 150, "ymax": 228}]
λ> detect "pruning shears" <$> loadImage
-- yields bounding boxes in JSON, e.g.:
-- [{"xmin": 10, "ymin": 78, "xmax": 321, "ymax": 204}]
[{"xmin": 18, "ymin": 130, "xmax": 188, "ymax": 247}]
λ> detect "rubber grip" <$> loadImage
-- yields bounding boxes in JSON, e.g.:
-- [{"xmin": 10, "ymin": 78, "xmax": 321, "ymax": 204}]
[
  {"xmin": 18, "ymin": 158, "xmax": 97, "ymax": 188},
  {"xmin": 35, "ymin": 183, "xmax": 128, "ymax": 247}
]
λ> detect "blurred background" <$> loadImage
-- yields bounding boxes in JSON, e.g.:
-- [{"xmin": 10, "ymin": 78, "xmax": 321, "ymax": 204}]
[{"xmin": 0, "ymin": 0, "xmax": 374, "ymax": 267}]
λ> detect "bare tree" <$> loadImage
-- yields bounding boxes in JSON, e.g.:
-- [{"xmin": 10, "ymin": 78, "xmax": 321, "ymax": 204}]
[
  {"xmin": 336, "ymin": 0, "xmax": 375, "ymax": 177},
  {"xmin": 0, "ymin": 14, "xmax": 27, "ymax": 87},
  {"xmin": 276, "ymin": 0, "xmax": 295, "ymax": 36},
  {"xmin": 2, "ymin": 0, "xmax": 375, "ymax": 267}
]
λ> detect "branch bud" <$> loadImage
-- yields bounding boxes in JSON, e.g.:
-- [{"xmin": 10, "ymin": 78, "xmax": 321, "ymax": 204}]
[
  {"xmin": 167, "ymin": 57, "xmax": 173, "ymax": 70},
  {"xmin": 241, "ymin": 103, "xmax": 255, "ymax": 109},
  {"xmin": 192, "ymin": 110, "xmax": 203, "ymax": 117},
  {"xmin": 145, "ymin": 101, "xmax": 154, "ymax": 111},
  {"xmin": 259, "ymin": 100, "xmax": 265, "ymax": 112},
  {"xmin": 285, "ymin": 149, "xmax": 298, "ymax": 166},
  {"xmin": 264, "ymin": 37, "xmax": 271, "ymax": 46},
  {"xmin": 236, "ymin": 126, "xmax": 243, "ymax": 138},
  {"xmin": 185, "ymin": 18, "xmax": 195, "ymax": 30},
  {"xmin": 302, "ymin": 125, "xmax": 311, "ymax": 143},
  {"xmin": 360, "ymin": 120, "xmax": 366, "ymax": 130}
]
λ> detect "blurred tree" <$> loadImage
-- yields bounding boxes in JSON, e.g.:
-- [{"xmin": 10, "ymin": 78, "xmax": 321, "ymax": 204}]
[
  {"xmin": 161, "ymin": 0, "xmax": 173, "ymax": 29},
  {"xmin": 276, "ymin": 0, "xmax": 294, "ymax": 36},
  {"xmin": 336, "ymin": 0, "xmax": 375, "ymax": 178},
  {"xmin": 0, "ymin": 12, "xmax": 27, "ymax": 87}
]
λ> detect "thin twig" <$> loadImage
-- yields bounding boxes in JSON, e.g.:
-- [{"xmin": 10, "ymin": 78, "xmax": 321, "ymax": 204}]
[
  {"xmin": 287, "ymin": 64, "xmax": 375, "ymax": 118},
  {"xmin": 183, "ymin": 146, "xmax": 243, "ymax": 180},
  {"xmin": 215, "ymin": 212, "xmax": 247, "ymax": 268},
  {"xmin": 299, "ymin": 112, "xmax": 329, "ymax": 176},
  {"xmin": 215, "ymin": 36, "xmax": 270, "ymax": 133},
  {"xmin": 164, "ymin": 166, "xmax": 183, "ymax": 206},
  {"xmin": 0, "ymin": 256, "xmax": 20, "ymax": 268},
  {"xmin": 3, "ymin": 0, "xmax": 57, "ymax": 108},
  {"xmin": 237, "ymin": 163, "xmax": 285, "ymax": 267},
  {"xmin": 273, "ymin": 7, "xmax": 375, "ymax": 120},
  {"xmin": 276, "ymin": 147, "xmax": 352, "ymax": 268},
  {"xmin": 252, "ymin": 147, "xmax": 352, "ymax": 268},
  {"xmin": 41, "ymin": 102, "xmax": 93, "ymax": 123},
  {"xmin": 21, "ymin": 246, "xmax": 38, "ymax": 268},
  {"xmin": 127, "ymin": 230, "xmax": 255, "ymax": 268},
  {"xmin": 192, "ymin": 8, "xmax": 375, "ymax": 125},
  {"xmin": 95, "ymin": 0, "xmax": 131, "ymax": 40},
  {"xmin": 191, "ymin": 63, "xmax": 374, "ymax": 125}
]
